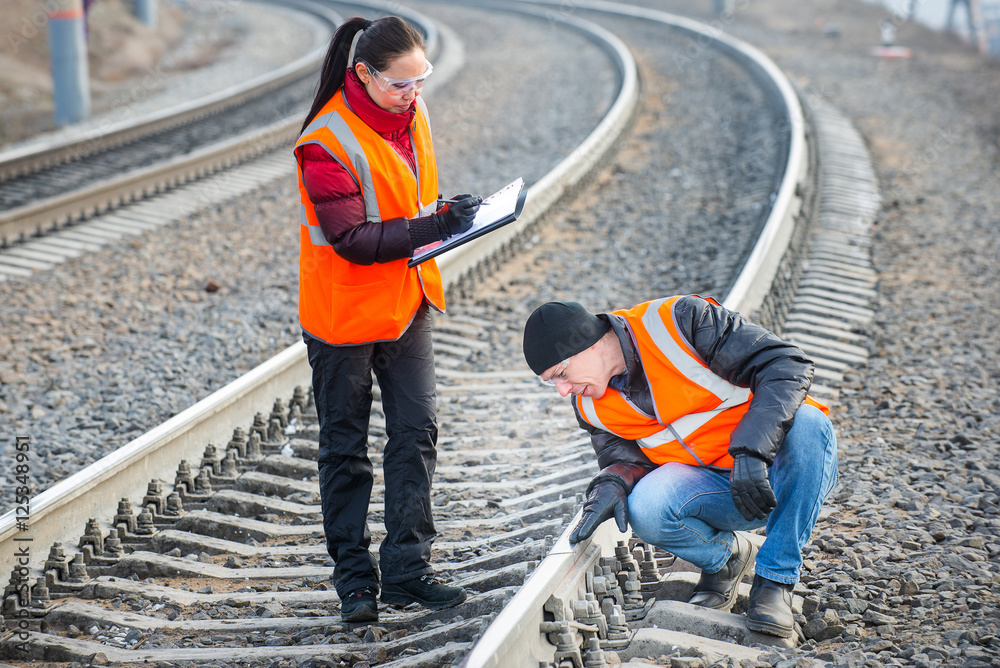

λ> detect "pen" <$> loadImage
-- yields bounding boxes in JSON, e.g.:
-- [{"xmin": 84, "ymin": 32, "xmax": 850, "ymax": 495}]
[{"xmin": 440, "ymin": 198, "xmax": 489, "ymax": 204}]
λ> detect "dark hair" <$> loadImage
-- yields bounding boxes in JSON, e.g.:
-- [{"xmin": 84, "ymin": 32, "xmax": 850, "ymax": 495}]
[{"xmin": 300, "ymin": 16, "xmax": 425, "ymax": 133}]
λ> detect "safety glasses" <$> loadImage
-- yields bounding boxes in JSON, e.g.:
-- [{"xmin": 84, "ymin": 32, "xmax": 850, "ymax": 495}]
[
  {"xmin": 539, "ymin": 358, "xmax": 570, "ymax": 386},
  {"xmin": 360, "ymin": 60, "xmax": 433, "ymax": 96}
]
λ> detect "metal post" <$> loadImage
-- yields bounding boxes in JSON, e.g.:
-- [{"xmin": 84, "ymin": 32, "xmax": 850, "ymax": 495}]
[
  {"xmin": 134, "ymin": 0, "xmax": 158, "ymax": 27},
  {"xmin": 47, "ymin": 0, "xmax": 92, "ymax": 126}
]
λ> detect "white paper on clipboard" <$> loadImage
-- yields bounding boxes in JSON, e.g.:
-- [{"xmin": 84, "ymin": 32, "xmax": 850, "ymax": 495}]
[{"xmin": 408, "ymin": 177, "xmax": 525, "ymax": 267}]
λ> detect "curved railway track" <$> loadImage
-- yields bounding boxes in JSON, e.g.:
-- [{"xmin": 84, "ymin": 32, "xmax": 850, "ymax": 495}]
[
  {"xmin": 0, "ymin": 0, "xmax": 878, "ymax": 666},
  {"xmin": 0, "ymin": 0, "xmax": 439, "ymax": 253}
]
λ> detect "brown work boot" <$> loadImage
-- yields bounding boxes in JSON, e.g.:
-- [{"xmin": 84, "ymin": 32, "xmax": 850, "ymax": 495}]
[{"xmin": 688, "ymin": 532, "xmax": 757, "ymax": 611}]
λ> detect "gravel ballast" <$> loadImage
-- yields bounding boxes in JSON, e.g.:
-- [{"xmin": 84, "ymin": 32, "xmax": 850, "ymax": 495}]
[
  {"xmin": 627, "ymin": 0, "xmax": 1000, "ymax": 665},
  {"xmin": 0, "ymin": 0, "xmax": 998, "ymax": 666},
  {"xmin": 0, "ymin": 5, "xmax": 617, "ymax": 501}
]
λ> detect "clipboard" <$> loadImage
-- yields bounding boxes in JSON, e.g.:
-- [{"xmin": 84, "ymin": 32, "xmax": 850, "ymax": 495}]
[{"xmin": 408, "ymin": 177, "xmax": 527, "ymax": 267}]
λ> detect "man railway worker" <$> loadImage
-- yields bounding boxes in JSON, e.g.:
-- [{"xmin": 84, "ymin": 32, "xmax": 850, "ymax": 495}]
[{"xmin": 521, "ymin": 295, "xmax": 839, "ymax": 637}]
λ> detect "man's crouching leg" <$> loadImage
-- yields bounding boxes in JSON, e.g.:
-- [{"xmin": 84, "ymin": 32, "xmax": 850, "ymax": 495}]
[
  {"xmin": 688, "ymin": 531, "xmax": 757, "ymax": 611},
  {"xmin": 629, "ymin": 463, "xmax": 759, "ymax": 612},
  {"xmin": 748, "ymin": 403, "xmax": 839, "ymax": 637}
]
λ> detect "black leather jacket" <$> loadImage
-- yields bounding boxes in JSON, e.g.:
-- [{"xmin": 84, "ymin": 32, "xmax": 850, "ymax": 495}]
[{"xmin": 577, "ymin": 295, "xmax": 816, "ymax": 495}]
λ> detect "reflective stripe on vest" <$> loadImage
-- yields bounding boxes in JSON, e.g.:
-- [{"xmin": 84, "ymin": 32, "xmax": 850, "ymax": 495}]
[
  {"xmin": 577, "ymin": 296, "xmax": 827, "ymax": 467},
  {"xmin": 578, "ymin": 396, "xmax": 608, "ymax": 432},
  {"xmin": 301, "ymin": 204, "xmax": 329, "ymax": 246},
  {"xmin": 576, "ymin": 296, "xmax": 753, "ymax": 468},
  {"xmin": 294, "ymin": 91, "xmax": 445, "ymax": 345},
  {"xmin": 634, "ymin": 296, "xmax": 752, "ymax": 460},
  {"xmin": 641, "ymin": 297, "xmax": 752, "ymax": 406},
  {"xmin": 298, "ymin": 96, "xmax": 437, "ymax": 222}
]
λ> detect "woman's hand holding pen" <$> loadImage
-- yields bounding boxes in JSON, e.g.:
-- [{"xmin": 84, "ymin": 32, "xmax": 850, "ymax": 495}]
[{"xmin": 433, "ymin": 194, "xmax": 482, "ymax": 238}]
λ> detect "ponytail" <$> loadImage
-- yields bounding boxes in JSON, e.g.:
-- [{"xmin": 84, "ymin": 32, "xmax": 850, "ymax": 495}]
[{"xmin": 300, "ymin": 16, "xmax": 426, "ymax": 133}]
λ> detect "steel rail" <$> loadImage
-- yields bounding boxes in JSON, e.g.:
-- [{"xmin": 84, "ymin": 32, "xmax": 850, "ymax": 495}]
[
  {"xmin": 0, "ymin": 0, "xmax": 335, "ymax": 184},
  {"xmin": 0, "ymin": 0, "xmax": 453, "ymax": 570},
  {"xmin": 0, "ymin": 0, "xmax": 452, "ymax": 247},
  {"xmin": 510, "ymin": 0, "xmax": 809, "ymax": 316},
  {"xmin": 0, "ymin": 1, "xmax": 818, "ymax": 665},
  {"xmin": 458, "ymin": 1, "xmax": 810, "ymax": 666},
  {"xmin": 0, "ymin": 0, "xmax": 639, "ymax": 579},
  {"xmin": 0, "ymin": 120, "xmax": 302, "ymax": 247},
  {"xmin": 0, "ymin": 0, "xmax": 335, "ymax": 246},
  {"xmin": 433, "ymin": 1, "xmax": 639, "ymax": 287}
]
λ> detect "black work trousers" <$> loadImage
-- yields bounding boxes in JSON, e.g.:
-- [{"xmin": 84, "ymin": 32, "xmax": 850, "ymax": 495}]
[{"xmin": 305, "ymin": 304, "xmax": 438, "ymax": 598}]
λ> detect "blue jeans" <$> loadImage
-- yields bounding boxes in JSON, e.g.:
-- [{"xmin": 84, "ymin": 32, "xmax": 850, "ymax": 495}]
[{"xmin": 628, "ymin": 404, "xmax": 838, "ymax": 585}]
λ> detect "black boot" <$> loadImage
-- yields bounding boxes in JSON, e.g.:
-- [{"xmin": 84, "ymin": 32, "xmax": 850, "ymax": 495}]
[
  {"xmin": 688, "ymin": 532, "xmax": 757, "ymax": 611},
  {"xmin": 746, "ymin": 574, "xmax": 795, "ymax": 637},
  {"xmin": 340, "ymin": 586, "xmax": 378, "ymax": 623},
  {"xmin": 381, "ymin": 574, "xmax": 466, "ymax": 610}
]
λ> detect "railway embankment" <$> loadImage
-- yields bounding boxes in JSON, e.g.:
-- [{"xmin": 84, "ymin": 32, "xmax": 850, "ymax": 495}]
[
  {"xmin": 647, "ymin": 0, "xmax": 1000, "ymax": 664},
  {"xmin": 1, "ymin": 0, "xmax": 998, "ymax": 665}
]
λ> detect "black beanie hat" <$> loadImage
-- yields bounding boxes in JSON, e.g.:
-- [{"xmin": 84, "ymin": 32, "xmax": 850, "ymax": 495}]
[{"xmin": 522, "ymin": 301, "xmax": 611, "ymax": 375}]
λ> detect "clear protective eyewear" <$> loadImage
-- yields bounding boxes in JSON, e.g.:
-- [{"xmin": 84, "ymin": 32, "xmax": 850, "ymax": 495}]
[
  {"xmin": 539, "ymin": 358, "xmax": 570, "ymax": 386},
  {"xmin": 360, "ymin": 60, "xmax": 433, "ymax": 96}
]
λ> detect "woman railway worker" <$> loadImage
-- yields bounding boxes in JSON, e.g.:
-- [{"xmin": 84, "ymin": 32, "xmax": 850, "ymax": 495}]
[{"xmin": 294, "ymin": 15, "xmax": 481, "ymax": 623}]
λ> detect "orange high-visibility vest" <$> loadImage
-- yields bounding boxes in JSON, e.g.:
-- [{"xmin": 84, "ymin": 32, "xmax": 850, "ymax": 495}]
[
  {"xmin": 295, "ymin": 91, "xmax": 445, "ymax": 346},
  {"xmin": 576, "ymin": 296, "xmax": 828, "ymax": 468}
]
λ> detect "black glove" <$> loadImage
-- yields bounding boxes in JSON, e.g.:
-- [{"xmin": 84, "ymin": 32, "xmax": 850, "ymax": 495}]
[
  {"xmin": 729, "ymin": 454, "xmax": 776, "ymax": 521},
  {"xmin": 433, "ymin": 194, "xmax": 481, "ymax": 238},
  {"xmin": 569, "ymin": 480, "xmax": 629, "ymax": 544}
]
